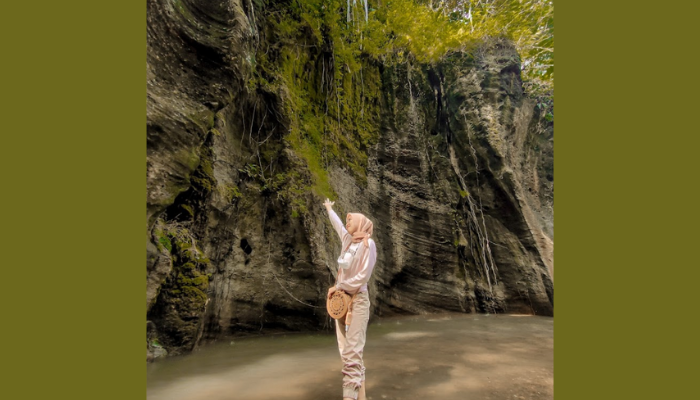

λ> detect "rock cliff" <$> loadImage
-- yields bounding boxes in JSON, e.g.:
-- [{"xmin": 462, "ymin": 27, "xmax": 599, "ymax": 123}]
[{"xmin": 147, "ymin": 0, "xmax": 553, "ymax": 357}]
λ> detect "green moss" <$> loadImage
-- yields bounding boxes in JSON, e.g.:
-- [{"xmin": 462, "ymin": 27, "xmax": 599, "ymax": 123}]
[
  {"xmin": 191, "ymin": 144, "xmax": 217, "ymax": 194},
  {"xmin": 181, "ymin": 286, "xmax": 208, "ymax": 303},
  {"xmin": 154, "ymin": 227, "xmax": 173, "ymax": 252},
  {"xmin": 181, "ymin": 204, "xmax": 194, "ymax": 217},
  {"xmin": 154, "ymin": 224, "xmax": 211, "ymax": 323},
  {"xmin": 158, "ymin": 235, "xmax": 172, "ymax": 252},
  {"xmin": 218, "ymin": 183, "xmax": 243, "ymax": 204},
  {"xmin": 243, "ymin": 1, "xmax": 391, "ymax": 213},
  {"xmin": 177, "ymin": 272, "xmax": 209, "ymax": 289},
  {"xmin": 180, "ymin": 262, "xmax": 196, "ymax": 270},
  {"xmin": 175, "ymin": 240, "xmax": 192, "ymax": 250},
  {"xmin": 186, "ymin": 109, "xmax": 216, "ymax": 139},
  {"xmin": 194, "ymin": 254, "xmax": 210, "ymax": 264},
  {"xmin": 149, "ymin": 218, "xmax": 213, "ymax": 350}
]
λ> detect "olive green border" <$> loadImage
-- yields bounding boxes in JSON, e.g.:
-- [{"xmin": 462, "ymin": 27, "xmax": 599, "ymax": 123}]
[
  {"xmin": 7, "ymin": 1, "xmax": 688, "ymax": 400},
  {"xmin": 3, "ymin": 2, "xmax": 144, "ymax": 399},
  {"xmin": 554, "ymin": 2, "xmax": 695, "ymax": 400}
]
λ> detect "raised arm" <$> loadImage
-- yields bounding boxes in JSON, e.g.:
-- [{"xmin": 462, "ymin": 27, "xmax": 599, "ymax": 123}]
[
  {"xmin": 324, "ymin": 198, "xmax": 348, "ymax": 241},
  {"xmin": 337, "ymin": 239, "xmax": 377, "ymax": 292}
]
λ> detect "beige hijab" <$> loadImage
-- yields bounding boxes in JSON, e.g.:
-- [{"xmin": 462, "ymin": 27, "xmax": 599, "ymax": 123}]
[{"xmin": 344, "ymin": 212, "xmax": 374, "ymax": 251}]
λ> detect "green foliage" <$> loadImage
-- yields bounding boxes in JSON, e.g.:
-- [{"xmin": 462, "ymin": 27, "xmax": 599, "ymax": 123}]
[
  {"xmin": 534, "ymin": 95, "xmax": 554, "ymax": 122},
  {"xmin": 238, "ymin": 163, "xmax": 262, "ymax": 180},
  {"xmin": 247, "ymin": 0, "xmax": 552, "ymax": 213},
  {"xmin": 239, "ymin": 163, "xmax": 284, "ymax": 194},
  {"xmin": 464, "ymin": 1, "xmax": 553, "ymax": 85},
  {"xmin": 414, "ymin": 0, "xmax": 554, "ymax": 92}
]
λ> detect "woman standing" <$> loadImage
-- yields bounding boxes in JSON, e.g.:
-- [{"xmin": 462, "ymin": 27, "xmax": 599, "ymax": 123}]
[{"xmin": 324, "ymin": 198, "xmax": 377, "ymax": 400}]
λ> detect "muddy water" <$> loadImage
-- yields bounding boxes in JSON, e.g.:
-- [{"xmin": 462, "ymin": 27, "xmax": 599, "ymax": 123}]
[{"xmin": 147, "ymin": 313, "xmax": 553, "ymax": 400}]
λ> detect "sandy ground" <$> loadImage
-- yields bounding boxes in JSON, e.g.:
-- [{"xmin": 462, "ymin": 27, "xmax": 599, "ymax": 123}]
[{"xmin": 147, "ymin": 313, "xmax": 553, "ymax": 400}]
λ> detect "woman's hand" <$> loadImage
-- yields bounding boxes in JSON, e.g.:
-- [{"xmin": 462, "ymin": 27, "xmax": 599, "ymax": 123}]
[
  {"xmin": 328, "ymin": 286, "xmax": 338, "ymax": 299},
  {"xmin": 323, "ymin": 198, "xmax": 335, "ymax": 210}
]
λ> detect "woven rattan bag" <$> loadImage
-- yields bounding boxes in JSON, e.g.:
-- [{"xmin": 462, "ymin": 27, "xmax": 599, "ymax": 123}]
[
  {"xmin": 327, "ymin": 265, "xmax": 358, "ymax": 320},
  {"xmin": 327, "ymin": 289, "xmax": 352, "ymax": 319}
]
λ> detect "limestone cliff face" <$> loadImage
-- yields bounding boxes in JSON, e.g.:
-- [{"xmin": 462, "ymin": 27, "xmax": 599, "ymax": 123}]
[
  {"xmin": 146, "ymin": 0, "xmax": 553, "ymax": 357},
  {"xmin": 366, "ymin": 48, "xmax": 554, "ymax": 318}
]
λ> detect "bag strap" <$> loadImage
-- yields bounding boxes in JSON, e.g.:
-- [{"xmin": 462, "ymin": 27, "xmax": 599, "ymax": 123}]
[
  {"xmin": 334, "ymin": 242, "xmax": 350, "ymax": 290},
  {"xmin": 334, "ymin": 241, "xmax": 364, "ymax": 295}
]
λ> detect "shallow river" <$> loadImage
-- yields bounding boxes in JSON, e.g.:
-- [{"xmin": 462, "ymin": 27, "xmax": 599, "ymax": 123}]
[{"xmin": 147, "ymin": 313, "xmax": 553, "ymax": 400}]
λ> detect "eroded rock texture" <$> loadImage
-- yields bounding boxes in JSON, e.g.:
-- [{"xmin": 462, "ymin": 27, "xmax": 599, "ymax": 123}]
[{"xmin": 146, "ymin": 0, "xmax": 553, "ymax": 357}]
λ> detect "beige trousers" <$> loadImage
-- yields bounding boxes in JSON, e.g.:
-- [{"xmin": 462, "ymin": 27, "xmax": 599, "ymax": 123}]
[{"xmin": 335, "ymin": 290, "xmax": 370, "ymax": 399}]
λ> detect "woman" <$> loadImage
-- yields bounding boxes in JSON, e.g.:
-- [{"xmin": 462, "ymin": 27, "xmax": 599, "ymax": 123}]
[{"xmin": 324, "ymin": 198, "xmax": 377, "ymax": 400}]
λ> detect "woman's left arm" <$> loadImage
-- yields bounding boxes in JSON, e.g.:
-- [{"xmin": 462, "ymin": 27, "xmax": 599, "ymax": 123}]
[{"xmin": 337, "ymin": 240, "xmax": 377, "ymax": 291}]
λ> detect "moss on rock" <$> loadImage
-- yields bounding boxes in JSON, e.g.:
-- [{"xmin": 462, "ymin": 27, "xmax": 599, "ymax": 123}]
[{"xmin": 147, "ymin": 220, "xmax": 211, "ymax": 353}]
